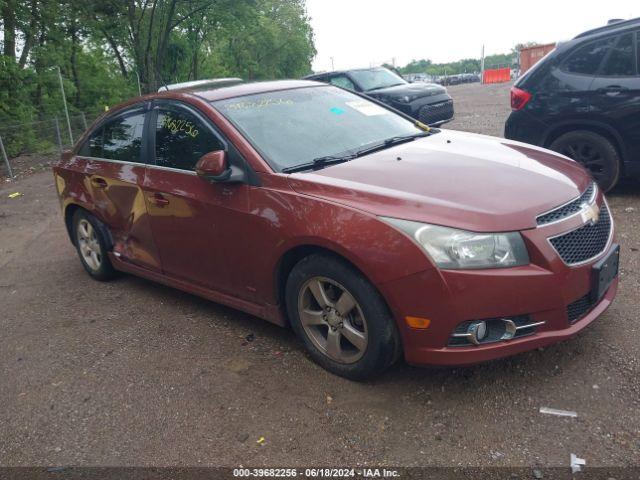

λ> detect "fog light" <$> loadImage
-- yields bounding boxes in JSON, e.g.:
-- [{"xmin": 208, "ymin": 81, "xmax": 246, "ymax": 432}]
[
  {"xmin": 449, "ymin": 316, "xmax": 543, "ymax": 347},
  {"xmin": 468, "ymin": 321, "xmax": 488, "ymax": 344},
  {"xmin": 475, "ymin": 321, "xmax": 488, "ymax": 340}
]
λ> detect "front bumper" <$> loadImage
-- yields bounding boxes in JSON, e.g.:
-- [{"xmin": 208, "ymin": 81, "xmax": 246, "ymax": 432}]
[
  {"xmin": 401, "ymin": 277, "xmax": 616, "ymax": 366},
  {"xmin": 378, "ymin": 197, "xmax": 618, "ymax": 367}
]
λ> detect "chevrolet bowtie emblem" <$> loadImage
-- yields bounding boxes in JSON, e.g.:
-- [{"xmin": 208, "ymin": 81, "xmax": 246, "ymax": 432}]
[{"xmin": 580, "ymin": 202, "xmax": 600, "ymax": 225}]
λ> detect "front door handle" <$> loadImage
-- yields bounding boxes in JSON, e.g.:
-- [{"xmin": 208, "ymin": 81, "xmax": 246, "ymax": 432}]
[
  {"xmin": 91, "ymin": 177, "xmax": 108, "ymax": 189},
  {"xmin": 149, "ymin": 192, "xmax": 170, "ymax": 207}
]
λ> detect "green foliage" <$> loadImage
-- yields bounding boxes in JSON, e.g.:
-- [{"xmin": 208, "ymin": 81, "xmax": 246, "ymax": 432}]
[
  {"xmin": 0, "ymin": 0, "xmax": 316, "ymax": 157},
  {"xmin": 398, "ymin": 47, "xmax": 527, "ymax": 76}
]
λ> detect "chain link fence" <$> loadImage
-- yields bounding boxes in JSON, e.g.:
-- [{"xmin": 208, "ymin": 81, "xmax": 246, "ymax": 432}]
[{"xmin": 0, "ymin": 110, "xmax": 103, "ymax": 180}]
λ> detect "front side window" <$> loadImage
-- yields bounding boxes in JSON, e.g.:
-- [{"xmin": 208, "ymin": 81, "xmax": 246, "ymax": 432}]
[
  {"xmin": 330, "ymin": 75, "xmax": 356, "ymax": 91},
  {"xmin": 563, "ymin": 37, "xmax": 616, "ymax": 75},
  {"xmin": 213, "ymin": 86, "xmax": 424, "ymax": 172},
  {"xmin": 601, "ymin": 33, "xmax": 634, "ymax": 76},
  {"xmin": 154, "ymin": 106, "xmax": 224, "ymax": 171},
  {"xmin": 348, "ymin": 68, "xmax": 406, "ymax": 92}
]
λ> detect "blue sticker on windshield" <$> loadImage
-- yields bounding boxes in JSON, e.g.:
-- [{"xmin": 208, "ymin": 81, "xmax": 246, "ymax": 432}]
[{"xmin": 329, "ymin": 107, "xmax": 345, "ymax": 115}]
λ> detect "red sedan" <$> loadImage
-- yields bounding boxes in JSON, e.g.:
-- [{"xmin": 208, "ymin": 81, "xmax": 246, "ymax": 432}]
[{"xmin": 53, "ymin": 80, "xmax": 619, "ymax": 380}]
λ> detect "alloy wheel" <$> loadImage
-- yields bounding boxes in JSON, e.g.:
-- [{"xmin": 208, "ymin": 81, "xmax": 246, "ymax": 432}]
[
  {"xmin": 297, "ymin": 277, "xmax": 368, "ymax": 364},
  {"xmin": 77, "ymin": 219, "xmax": 102, "ymax": 271},
  {"xmin": 560, "ymin": 141, "xmax": 608, "ymax": 184}
]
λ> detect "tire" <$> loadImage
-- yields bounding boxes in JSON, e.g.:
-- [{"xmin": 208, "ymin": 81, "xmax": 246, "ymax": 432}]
[
  {"xmin": 72, "ymin": 210, "xmax": 117, "ymax": 281},
  {"xmin": 285, "ymin": 253, "xmax": 400, "ymax": 381},
  {"xmin": 549, "ymin": 130, "xmax": 621, "ymax": 192}
]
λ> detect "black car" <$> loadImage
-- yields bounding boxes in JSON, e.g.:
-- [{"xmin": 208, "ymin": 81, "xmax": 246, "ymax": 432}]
[
  {"xmin": 305, "ymin": 67, "xmax": 454, "ymax": 126},
  {"xmin": 505, "ymin": 18, "xmax": 640, "ymax": 191}
]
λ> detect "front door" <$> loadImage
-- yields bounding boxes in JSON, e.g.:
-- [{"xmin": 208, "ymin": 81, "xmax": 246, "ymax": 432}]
[
  {"xmin": 590, "ymin": 31, "xmax": 640, "ymax": 162},
  {"xmin": 142, "ymin": 101, "xmax": 253, "ymax": 298}
]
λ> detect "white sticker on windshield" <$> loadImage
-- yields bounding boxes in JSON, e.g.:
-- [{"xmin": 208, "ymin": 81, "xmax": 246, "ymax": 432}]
[{"xmin": 345, "ymin": 101, "xmax": 389, "ymax": 116}]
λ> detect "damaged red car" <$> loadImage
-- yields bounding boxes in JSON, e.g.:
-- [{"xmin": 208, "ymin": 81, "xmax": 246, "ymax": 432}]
[{"xmin": 53, "ymin": 80, "xmax": 619, "ymax": 380}]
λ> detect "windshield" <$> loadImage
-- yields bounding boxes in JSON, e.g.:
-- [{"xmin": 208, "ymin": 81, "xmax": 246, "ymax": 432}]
[
  {"xmin": 213, "ymin": 86, "xmax": 424, "ymax": 172},
  {"xmin": 348, "ymin": 68, "xmax": 407, "ymax": 91}
]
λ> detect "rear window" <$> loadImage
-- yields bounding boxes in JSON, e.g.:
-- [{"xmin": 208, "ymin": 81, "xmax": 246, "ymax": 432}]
[
  {"xmin": 562, "ymin": 37, "xmax": 616, "ymax": 75},
  {"xmin": 600, "ymin": 33, "xmax": 634, "ymax": 76},
  {"xmin": 79, "ymin": 109, "xmax": 145, "ymax": 163}
]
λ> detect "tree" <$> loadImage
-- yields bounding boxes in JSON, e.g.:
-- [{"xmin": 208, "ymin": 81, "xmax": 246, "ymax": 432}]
[{"xmin": 0, "ymin": 0, "xmax": 316, "ymax": 156}]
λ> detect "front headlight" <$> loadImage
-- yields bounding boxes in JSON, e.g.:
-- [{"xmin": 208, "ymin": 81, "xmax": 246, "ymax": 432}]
[
  {"xmin": 381, "ymin": 217, "xmax": 529, "ymax": 269},
  {"xmin": 396, "ymin": 95, "xmax": 418, "ymax": 103}
]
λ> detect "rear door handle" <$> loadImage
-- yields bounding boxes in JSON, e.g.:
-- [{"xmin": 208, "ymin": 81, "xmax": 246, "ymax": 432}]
[
  {"xmin": 149, "ymin": 192, "xmax": 170, "ymax": 207},
  {"xmin": 91, "ymin": 177, "xmax": 108, "ymax": 189}
]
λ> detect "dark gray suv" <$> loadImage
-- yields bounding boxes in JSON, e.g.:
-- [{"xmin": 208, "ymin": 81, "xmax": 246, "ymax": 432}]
[{"xmin": 305, "ymin": 67, "xmax": 454, "ymax": 126}]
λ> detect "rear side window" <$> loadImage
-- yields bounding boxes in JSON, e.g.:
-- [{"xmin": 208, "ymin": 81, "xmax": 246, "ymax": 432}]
[
  {"xmin": 601, "ymin": 33, "xmax": 634, "ymax": 76},
  {"xmin": 154, "ymin": 106, "xmax": 224, "ymax": 171},
  {"xmin": 79, "ymin": 110, "xmax": 145, "ymax": 162},
  {"xmin": 563, "ymin": 37, "xmax": 616, "ymax": 75},
  {"xmin": 80, "ymin": 128, "xmax": 103, "ymax": 158},
  {"xmin": 102, "ymin": 112, "xmax": 145, "ymax": 162},
  {"xmin": 637, "ymin": 31, "xmax": 640, "ymax": 73}
]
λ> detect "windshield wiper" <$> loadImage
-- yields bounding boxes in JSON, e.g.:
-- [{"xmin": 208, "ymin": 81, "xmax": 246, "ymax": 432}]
[
  {"xmin": 281, "ymin": 153, "xmax": 358, "ymax": 174},
  {"xmin": 381, "ymin": 131, "xmax": 429, "ymax": 147},
  {"xmin": 281, "ymin": 132, "xmax": 429, "ymax": 174}
]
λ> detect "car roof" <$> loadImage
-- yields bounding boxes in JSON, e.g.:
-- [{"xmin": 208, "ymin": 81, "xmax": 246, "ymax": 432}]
[
  {"xmin": 190, "ymin": 79, "xmax": 323, "ymax": 101},
  {"xmin": 305, "ymin": 67, "xmax": 388, "ymax": 79},
  {"xmin": 89, "ymin": 80, "xmax": 327, "ymax": 125},
  {"xmin": 574, "ymin": 17, "xmax": 640, "ymax": 40}
]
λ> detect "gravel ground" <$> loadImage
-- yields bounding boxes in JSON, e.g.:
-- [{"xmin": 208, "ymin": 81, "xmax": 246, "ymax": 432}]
[
  {"xmin": 447, "ymin": 81, "xmax": 514, "ymax": 137},
  {"xmin": 1, "ymin": 82, "xmax": 639, "ymax": 469}
]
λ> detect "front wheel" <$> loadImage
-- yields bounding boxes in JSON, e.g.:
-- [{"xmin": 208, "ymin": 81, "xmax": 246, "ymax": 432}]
[
  {"xmin": 549, "ymin": 130, "xmax": 621, "ymax": 191},
  {"xmin": 285, "ymin": 254, "xmax": 400, "ymax": 380}
]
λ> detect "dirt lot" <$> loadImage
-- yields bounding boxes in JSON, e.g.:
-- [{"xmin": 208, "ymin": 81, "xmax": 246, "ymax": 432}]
[{"xmin": 1, "ymin": 82, "xmax": 639, "ymax": 469}]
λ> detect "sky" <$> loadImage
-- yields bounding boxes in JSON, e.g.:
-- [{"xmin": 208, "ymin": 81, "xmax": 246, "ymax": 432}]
[{"xmin": 306, "ymin": 0, "xmax": 639, "ymax": 72}]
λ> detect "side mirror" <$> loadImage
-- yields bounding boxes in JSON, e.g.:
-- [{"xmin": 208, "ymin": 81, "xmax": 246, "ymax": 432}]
[{"xmin": 195, "ymin": 150, "xmax": 232, "ymax": 182}]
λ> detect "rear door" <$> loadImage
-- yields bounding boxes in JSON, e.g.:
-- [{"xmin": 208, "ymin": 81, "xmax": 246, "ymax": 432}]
[
  {"xmin": 547, "ymin": 36, "xmax": 617, "ymax": 120},
  {"xmin": 142, "ymin": 100, "xmax": 253, "ymax": 297},
  {"xmin": 589, "ymin": 31, "xmax": 640, "ymax": 161},
  {"xmin": 76, "ymin": 105, "xmax": 162, "ymax": 271}
]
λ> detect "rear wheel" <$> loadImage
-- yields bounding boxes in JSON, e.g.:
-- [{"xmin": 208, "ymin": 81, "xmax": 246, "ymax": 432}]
[
  {"xmin": 285, "ymin": 254, "xmax": 400, "ymax": 380},
  {"xmin": 72, "ymin": 210, "xmax": 116, "ymax": 281},
  {"xmin": 549, "ymin": 130, "xmax": 621, "ymax": 191}
]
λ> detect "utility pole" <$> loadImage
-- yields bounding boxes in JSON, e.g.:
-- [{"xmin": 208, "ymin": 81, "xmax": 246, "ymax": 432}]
[
  {"xmin": 480, "ymin": 45, "xmax": 486, "ymax": 85},
  {"xmin": 330, "ymin": 57, "xmax": 335, "ymax": 70},
  {"xmin": 56, "ymin": 66, "xmax": 73, "ymax": 144}
]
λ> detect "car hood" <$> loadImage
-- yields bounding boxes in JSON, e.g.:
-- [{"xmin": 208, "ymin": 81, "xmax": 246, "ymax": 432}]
[
  {"xmin": 366, "ymin": 82, "xmax": 447, "ymax": 101},
  {"xmin": 287, "ymin": 130, "xmax": 591, "ymax": 232}
]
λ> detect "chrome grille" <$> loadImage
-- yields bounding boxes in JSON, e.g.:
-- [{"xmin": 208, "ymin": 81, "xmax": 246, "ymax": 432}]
[
  {"xmin": 537, "ymin": 183, "xmax": 596, "ymax": 225},
  {"xmin": 418, "ymin": 100, "xmax": 454, "ymax": 125},
  {"xmin": 549, "ymin": 203, "xmax": 612, "ymax": 265}
]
